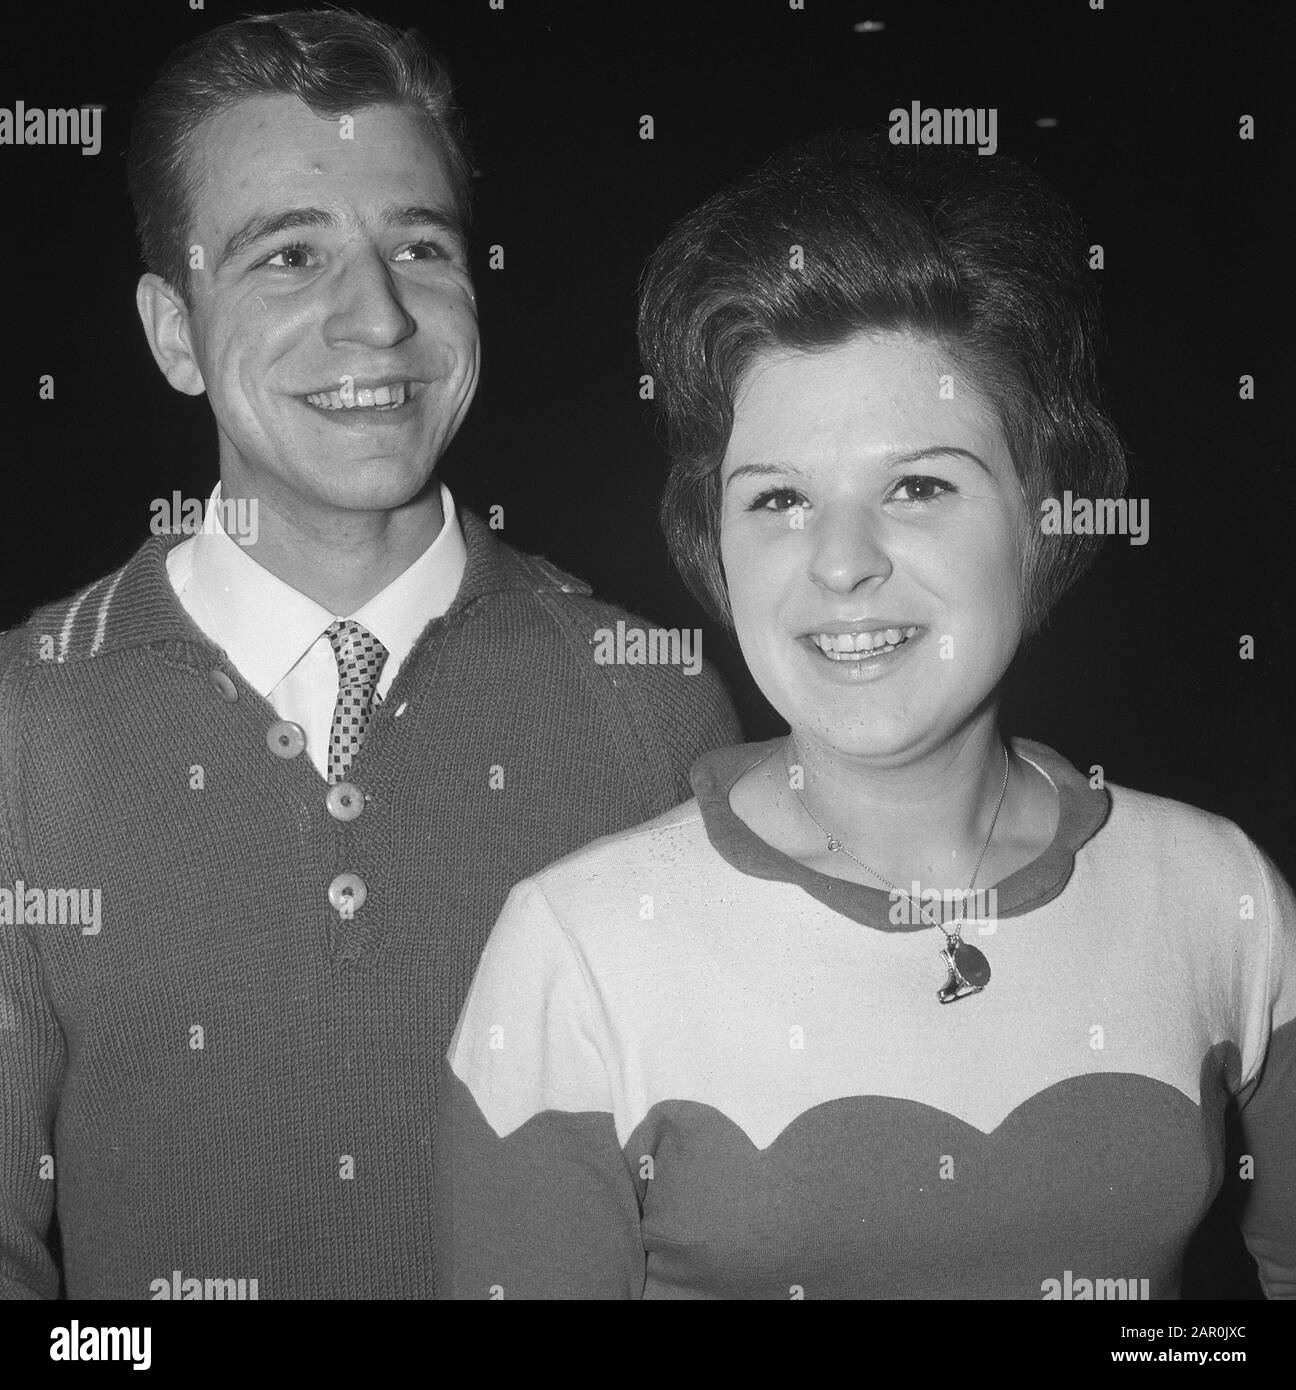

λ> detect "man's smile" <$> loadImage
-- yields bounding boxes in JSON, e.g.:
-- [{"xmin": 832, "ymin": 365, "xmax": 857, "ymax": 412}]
[{"xmin": 299, "ymin": 379, "xmax": 420, "ymax": 421}]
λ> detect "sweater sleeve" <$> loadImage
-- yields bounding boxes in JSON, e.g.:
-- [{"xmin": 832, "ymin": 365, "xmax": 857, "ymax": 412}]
[
  {"xmin": 1233, "ymin": 841, "xmax": 1296, "ymax": 1299},
  {"xmin": 617, "ymin": 642, "xmax": 744, "ymax": 815},
  {"xmin": 0, "ymin": 676, "xmax": 66, "ymax": 1298},
  {"xmin": 660, "ymin": 658, "xmax": 743, "ymax": 803},
  {"xmin": 434, "ymin": 879, "xmax": 644, "ymax": 1300}
]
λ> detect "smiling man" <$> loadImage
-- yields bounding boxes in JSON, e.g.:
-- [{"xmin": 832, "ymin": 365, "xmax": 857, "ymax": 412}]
[
  {"xmin": 0, "ymin": 11, "xmax": 737, "ymax": 1299},
  {"xmin": 146, "ymin": 92, "xmax": 480, "ymax": 620}
]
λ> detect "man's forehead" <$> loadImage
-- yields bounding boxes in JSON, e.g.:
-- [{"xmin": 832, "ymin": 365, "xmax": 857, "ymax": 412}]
[{"xmin": 191, "ymin": 93, "xmax": 450, "ymax": 198}]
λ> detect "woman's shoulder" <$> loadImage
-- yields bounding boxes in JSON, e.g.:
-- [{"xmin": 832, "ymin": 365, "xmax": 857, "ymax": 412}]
[
  {"xmin": 1018, "ymin": 736, "xmax": 1274, "ymax": 871},
  {"xmin": 1103, "ymin": 772, "xmax": 1272, "ymax": 869},
  {"xmin": 498, "ymin": 741, "xmax": 770, "ymax": 939},
  {"xmin": 516, "ymin": 790, "xmax": 714, "ymax": 930},
  {"xmin": 535, "ymin": 794, "xmax": 707, "ymax": 882}
]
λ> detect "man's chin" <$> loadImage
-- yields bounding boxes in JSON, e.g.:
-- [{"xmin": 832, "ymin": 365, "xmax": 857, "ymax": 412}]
[{"xmin": 276, "ymin": 462, "xmax": 439, "ymax": 518}]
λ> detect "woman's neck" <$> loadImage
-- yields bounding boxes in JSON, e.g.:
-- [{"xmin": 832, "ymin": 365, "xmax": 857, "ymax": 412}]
[
  {"xmin": 792, "ymin": 722, "xmax": 1008, "ymax": 882},
  {"xmin": 731, "ymin": 716, "xmax": 1056, "ymax": 893}
]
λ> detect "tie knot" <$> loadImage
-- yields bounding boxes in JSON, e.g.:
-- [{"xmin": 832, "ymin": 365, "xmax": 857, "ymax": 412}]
[{"xmin": 326, "ymin": 619, "xmax": 388, "ymax": 689}]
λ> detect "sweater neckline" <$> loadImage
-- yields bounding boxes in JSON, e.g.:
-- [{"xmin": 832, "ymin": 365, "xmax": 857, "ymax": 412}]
[
  {"xmin": 17, "ymin": 508, "xmax": 594, "ymax": 667},
  {"xmin": 689, "ymin": 737, "xmax": 1111, "ymax": 930}
]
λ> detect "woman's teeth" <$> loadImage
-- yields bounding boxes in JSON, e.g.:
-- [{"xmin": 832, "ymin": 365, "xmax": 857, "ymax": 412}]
[
  {"xmin": 810, "ymin": 626, "xmax": 919, "ymax": 659},
  {"xmin": 305, "ymin": 382, "xmax": 409, "ymax": 411}
]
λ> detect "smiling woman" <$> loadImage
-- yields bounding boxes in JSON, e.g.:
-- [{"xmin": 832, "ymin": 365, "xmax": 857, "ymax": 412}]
[{"xmin": 435, "ymin": 131, "xmax": 1296, "ymax": 1301}]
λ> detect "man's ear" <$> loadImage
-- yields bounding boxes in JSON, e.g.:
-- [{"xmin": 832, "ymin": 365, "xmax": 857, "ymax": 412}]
[{"xmin": 136, "ymin": 273, "xmax": 206, "ymax": 396}]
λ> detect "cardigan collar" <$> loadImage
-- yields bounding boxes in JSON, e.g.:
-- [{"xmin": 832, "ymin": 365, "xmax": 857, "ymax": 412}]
[{"xmin": 23, "ymin": 505, "xmax": 589, "ymax": 667}]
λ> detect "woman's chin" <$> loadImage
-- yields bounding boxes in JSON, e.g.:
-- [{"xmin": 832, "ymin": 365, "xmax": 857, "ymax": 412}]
[{"xmin": 774, "ymin": 705, "xmax": 926, "ymax": 763}]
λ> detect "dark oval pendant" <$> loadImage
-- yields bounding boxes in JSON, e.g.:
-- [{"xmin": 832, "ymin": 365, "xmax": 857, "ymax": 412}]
[{"xmin": 953, "ymin": 942, "xmax": 991, "ymax": 988}]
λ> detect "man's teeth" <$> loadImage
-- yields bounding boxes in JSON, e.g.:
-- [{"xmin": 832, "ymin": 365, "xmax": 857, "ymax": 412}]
[
  {"xmin": 810, "ymin": 626, "xmax": 919, "ymax": 658},
  {"xmin": 305, "ymin": 382, "xmax": 410, "ymax": 410}
]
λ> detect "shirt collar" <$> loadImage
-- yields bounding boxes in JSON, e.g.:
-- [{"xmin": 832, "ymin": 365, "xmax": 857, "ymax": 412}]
[
  {"xmin": 23, "ymin": 497, "xmax": 589, "ymax": 669},
  {"xmin": 177, "ymin": 481, "xmax": 467, "ymax": 696},
  {"xmin": 351, "ymin": 486, "xmax": 467, "ymax": 669}
]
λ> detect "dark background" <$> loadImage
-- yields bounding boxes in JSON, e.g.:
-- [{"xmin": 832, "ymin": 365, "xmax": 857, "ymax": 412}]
[{"xmin": 3, "ymin": 0, "xmax": 1291, "ymax": 1297}]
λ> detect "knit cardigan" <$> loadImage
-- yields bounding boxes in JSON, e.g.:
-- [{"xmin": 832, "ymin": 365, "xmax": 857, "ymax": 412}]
[{"xmin": 0, "ymin": 510, "xmax": 739, "ymax": 1299}]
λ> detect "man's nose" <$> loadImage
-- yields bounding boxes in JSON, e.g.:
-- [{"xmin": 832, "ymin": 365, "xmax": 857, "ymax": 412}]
[{"xmin": 321, "ymin": 253, "xmax": 417, "ymax": 348}]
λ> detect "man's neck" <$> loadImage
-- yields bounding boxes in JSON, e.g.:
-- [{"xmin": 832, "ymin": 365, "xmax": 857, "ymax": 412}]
[{"xmin": 220, "ymin": 480, "xmax": 446, "ymax": 616}]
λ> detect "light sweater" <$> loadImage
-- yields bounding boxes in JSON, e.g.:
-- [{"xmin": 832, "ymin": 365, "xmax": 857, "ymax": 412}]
[{"xmin": 438, "ymin": 737, "xmax": 1296, "ymax": 1299}]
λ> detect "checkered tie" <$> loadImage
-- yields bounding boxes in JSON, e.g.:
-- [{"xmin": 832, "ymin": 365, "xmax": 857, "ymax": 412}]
[{"xmin": 326, "ymin": 619, "xmax": 389, "ymax": 783}]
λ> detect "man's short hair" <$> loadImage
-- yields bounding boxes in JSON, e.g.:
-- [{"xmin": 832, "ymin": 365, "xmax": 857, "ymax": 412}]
[
  {"xmin": 638, "ymin": 130, "xmax": 1128, "ymax": 642},
  {"xmin": 127, "ymin": 8, "xmax": 473, "ymax": 310}
]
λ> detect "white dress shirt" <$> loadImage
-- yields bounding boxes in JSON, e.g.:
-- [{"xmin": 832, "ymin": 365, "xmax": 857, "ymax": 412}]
[{"xmin": 167, "ymin": 481, "xmax": 467, "ymax": 780}]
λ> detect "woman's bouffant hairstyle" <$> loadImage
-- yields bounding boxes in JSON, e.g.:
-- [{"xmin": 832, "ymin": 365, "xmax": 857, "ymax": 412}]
[
  {"xmin": 127, "ymin": 8, "xmax": 473, "ymax": 311},
  {"xmin": 638, "ymin": 130, "xmax": 1127, "ymax": 641}
]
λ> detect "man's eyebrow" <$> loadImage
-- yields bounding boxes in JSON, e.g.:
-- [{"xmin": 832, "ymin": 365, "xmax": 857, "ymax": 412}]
[
  {"xmin": 216, "ymin": 202, "xmax": 466, "ymax": 271},
  {"xmin": 723, "ymin": 446, "xmax": 991, "ymax": 490},
  {"xmin": 217, "ymin": 208, "xmax": 335, "ymax": 271},
  {"xmin": 382, "ymin": 203, "xmax": 466, "ymax": 241}
]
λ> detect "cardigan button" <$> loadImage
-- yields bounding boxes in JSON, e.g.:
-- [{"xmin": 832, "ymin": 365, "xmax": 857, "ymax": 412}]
[
  {"xmin": 326, "ymin": 781, "xmax": 365, "ymax": 822},
  {"xmin": 208, "ymin": 668, "xmax": 238, "ymax": 702},
  {"xmin": 327, "ymin": 873, "xmax": 367, "ymax": 919},
  {"xmin": 266, "ymin": 720, "xmax": 307, "ymax": 759}
]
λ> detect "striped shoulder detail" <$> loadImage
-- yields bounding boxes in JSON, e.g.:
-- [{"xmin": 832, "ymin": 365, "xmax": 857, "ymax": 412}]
[
  {"xmin": 518, "ymin": 551, "xmax": 593, "ymax": 597},
  {"xmin": 15, "ymin": 564, "xmax": 130, "ymax": 664}
]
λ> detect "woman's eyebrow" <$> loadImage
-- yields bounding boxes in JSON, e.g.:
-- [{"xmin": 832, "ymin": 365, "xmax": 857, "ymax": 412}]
[
  {"xmin": 886, "ymin": 445, "xmax": 991, "ymax": 475},
  {"xmin": 723, "ymin": 446, "xmax": 990, "ymax": 492},
  {"xmin": 723, "ymin": 462, "xmax": 808, "ymax": 491}
]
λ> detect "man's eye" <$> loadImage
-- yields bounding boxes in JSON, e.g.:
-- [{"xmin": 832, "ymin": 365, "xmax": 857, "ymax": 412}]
[
  {"xmin": 748, "ymin": 487, "xmax": 807, "ymax": 513},
  {"xmin": 393, "ymin": 240, "xmax": 449, "ymax": 262},
  {"xmin": 261, "ymin": 243, "xmax": 317, "ymax": 270},
  {"xmin": 891, "ymin": 475, "xmax": 956, "ymax": 504}
]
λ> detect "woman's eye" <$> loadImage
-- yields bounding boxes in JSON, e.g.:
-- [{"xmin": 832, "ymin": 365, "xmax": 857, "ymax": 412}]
[
  {"xmin": 749, "ymin": 487, "xmax": 806, "ymax": 513},
  {"xmin": 892, "ymin": 475, "xmax": 955, "ymax": 504}
]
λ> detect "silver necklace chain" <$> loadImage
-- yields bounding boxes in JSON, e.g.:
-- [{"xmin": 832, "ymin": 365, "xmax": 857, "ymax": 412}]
[{"xmin": 784, "ymin": 741, "xmax": 1011, "ymax": 938}]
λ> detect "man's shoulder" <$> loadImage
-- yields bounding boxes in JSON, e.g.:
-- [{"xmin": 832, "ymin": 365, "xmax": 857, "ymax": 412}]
[
  {"xmin": 0, "ymin": 554, "xmax": 139, "ymax": 674},
  {"xmin": 458, "ymin": 516, "xmax": 740, "ymax": 768},
  {"xmin": 460, "ymin": 509, "xmax": 666, "ymax": 619},
  {"xmin": 462, "ymin": 516, "xmax": 732, "ymax": 688},
  {"xmin": 457, "ymin": 509, "xmax": 590, "ymax": 600}
]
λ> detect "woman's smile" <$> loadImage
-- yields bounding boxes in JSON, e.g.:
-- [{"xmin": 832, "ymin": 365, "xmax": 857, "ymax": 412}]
[{"xmin": 798, "ymin": 624, "xmax": 925, "ymax": 680}]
